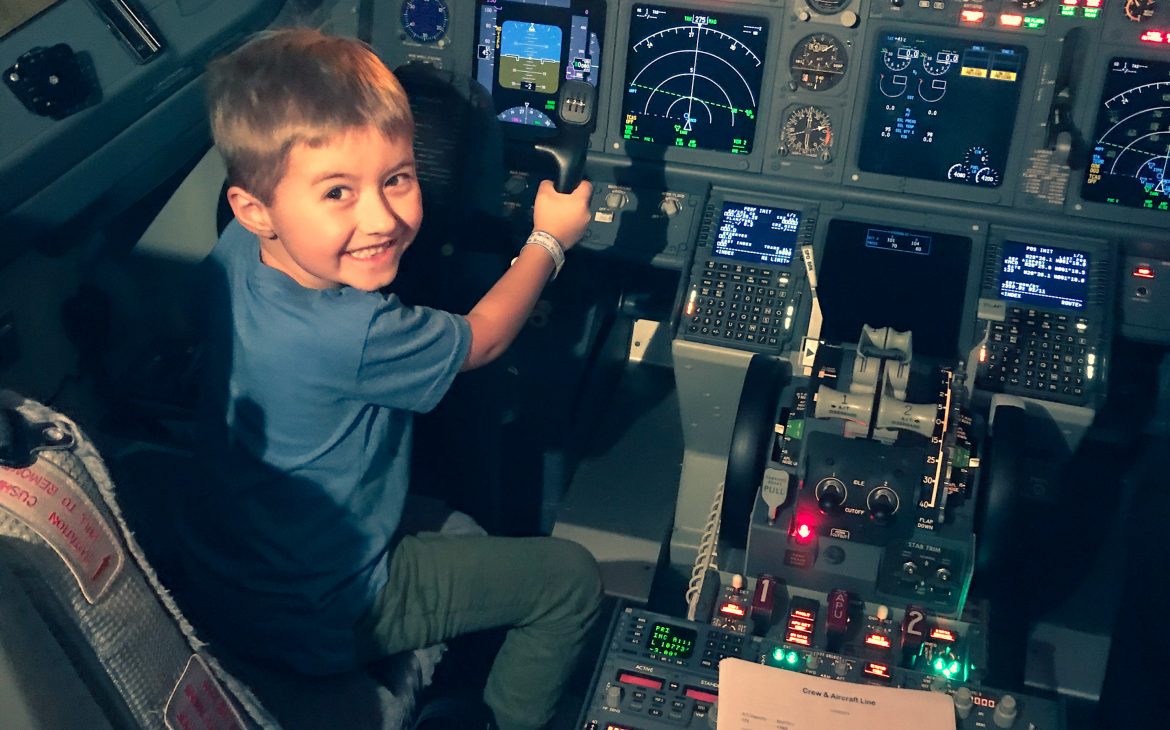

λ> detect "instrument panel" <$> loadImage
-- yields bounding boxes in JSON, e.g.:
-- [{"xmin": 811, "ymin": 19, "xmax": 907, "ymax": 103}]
[{"xmin": 373, "ymin": 0, "xmax": 1170, "ymax": 238}]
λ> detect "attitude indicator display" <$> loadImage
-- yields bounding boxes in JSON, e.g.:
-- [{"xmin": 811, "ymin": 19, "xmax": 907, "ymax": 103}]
[
  {"xmin": 621, "ymin": 4, "xmax": 769, "ymax": 154},
  {"xmin": 1083, "ymin": 58, "xmax": 1170, "ymax": 213},
  {"xmin": 858, "ymin": 32, "xmax": 1026, "ymax": 188},
  {"xmin": 474, "ymin": 0, "xmax": 604, "ymax": 132}
]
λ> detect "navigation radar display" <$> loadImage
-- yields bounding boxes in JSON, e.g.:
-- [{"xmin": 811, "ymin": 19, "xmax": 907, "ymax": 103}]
[
  {"xmin": 474, "ymin": 0, "xmax": 604, "ymax": 131},
  {"xmin": 1082, "ymin": 58, "xmax": 1170, "ymax": 213},
  {"xmin": 858, "ymin": 32, "xmax": 1026, "ymax": 188},
  {"xmin": 621, "ymin": 4, "xmax": 768, "ymax": 154}
]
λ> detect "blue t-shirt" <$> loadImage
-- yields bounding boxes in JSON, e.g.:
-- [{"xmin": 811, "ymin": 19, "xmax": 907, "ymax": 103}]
[{"xmin": 179, "ymin": 221, "xmax": 471, "ymax": 674}]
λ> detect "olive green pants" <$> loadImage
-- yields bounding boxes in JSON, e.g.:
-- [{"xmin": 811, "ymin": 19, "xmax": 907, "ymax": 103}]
[{"xmin": 361, "ymin": 533, "xmax": 603, "ymax": 730}]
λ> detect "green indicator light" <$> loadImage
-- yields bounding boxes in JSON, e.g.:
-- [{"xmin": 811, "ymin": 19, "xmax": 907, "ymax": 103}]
[
  {"xmin": 1023, "ymin": 16, "xmax": 1045, "ymax": 28},
  {"xmin": 546, "ymin": 100, "xmax": 556, "ymax": 110},
  {"xmin": 788, "ymin": 419, "xmax": 805, "ymax": 440},
  {"xmin": 1059, "ymin": 6, "xmax": 1075, "ymax": 14},
  {"xmin": 1084, "ymin": 8, "xmax": 1100, "ymax": 17},
  {"xmin": 773, "ymin": 648, "xmax": 785, "ymax": 662},
  {"xmin": 934, "ymin": 658, "xmax": 946, "ymax": 671},
  {"xmin": 787, "ymin": 651, "xmax": 799, "ymax": 665}
]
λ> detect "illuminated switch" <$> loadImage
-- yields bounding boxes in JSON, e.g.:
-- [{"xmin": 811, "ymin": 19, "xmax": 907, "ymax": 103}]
[{"xmin": 785, "ymin": 597, "xmax": 819, "ymax": 648}]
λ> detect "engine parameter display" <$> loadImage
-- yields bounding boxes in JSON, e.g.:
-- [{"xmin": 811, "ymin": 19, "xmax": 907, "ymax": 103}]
[
  {"xmin": 621, "ymin": 4, "xmax": 768, "ymax": 154},
  {"xmin": 858, "ymin": 32, "xmax": 1026, "ymax": 188},
  {"xmin": 998, "ymin": 240, "xmax": 1090, "ymax": 310},
  {"xmin": 1083, "ymin": 57, "xmax": 1170, "ymax": 214},
  {"xmin": 713, "ymin": 201, "xmax": 799, "ymax": 265}
]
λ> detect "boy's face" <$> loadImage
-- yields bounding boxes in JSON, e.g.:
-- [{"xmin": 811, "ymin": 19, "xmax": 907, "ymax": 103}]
[{"xmin": 250, "ymin": 125, "xmax": 422, "ymax": 291}]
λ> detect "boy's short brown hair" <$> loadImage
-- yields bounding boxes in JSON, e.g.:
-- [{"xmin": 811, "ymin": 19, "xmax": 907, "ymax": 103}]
[{"xmin": 206, "ymin": 28, "xmax": 414, "ymax": 204}]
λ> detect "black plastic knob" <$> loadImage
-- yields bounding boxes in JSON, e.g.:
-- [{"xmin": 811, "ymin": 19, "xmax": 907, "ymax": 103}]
[{"xmin": 818, "ymin": 479, "xmax": 847, "ymax": 513}]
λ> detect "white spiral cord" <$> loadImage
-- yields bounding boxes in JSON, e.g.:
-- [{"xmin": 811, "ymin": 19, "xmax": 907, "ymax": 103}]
[{"xmin": 685, "ymin": 482, "xmax": 725, "ymax": 620}]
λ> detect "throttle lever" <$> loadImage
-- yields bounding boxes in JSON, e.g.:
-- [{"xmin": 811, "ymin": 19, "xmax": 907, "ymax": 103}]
[{"xmin": 534, "ymin": 79, "xmax": 597, "ymax": 193}]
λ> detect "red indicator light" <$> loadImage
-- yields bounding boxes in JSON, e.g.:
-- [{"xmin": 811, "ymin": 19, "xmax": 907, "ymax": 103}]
[
  {"xmin": 1061, "ymin": 0, "xmax": 1078, "ymax": 4},
  {"xmin": 999, "ymin": 13, "xmax": 1023, "ymax": 25},
  {"xmin": 1085, "ymin": 0, "xmax": 1102, "ymax": 6},
  {"xmin": 685, "ymin": 686, "xmax": 719, "ymax": 704},
  {"xmin": 792, "ymin": 608, "xmax": 815, "ymax": 620},
  {"xmin": 787, "ymin": 618, "xmax": 815, "ymax": 634},
  {"xmin": 863, "ymin": 662, "xmax": 892, "ymax": 679},
  {"xmin": 865, "ymin": 633, "xmax": 892, "ymax": 649},
  {"xmin": 1141, "ymin": 30, "xmax": 1167, "ymax": 43},
  {"xmin": 785, "ymin": 630, "xmax": 813, "ymax": 646},
  {"xmin": 719, "ymin": 602, "xmax": 746, "ymax": 617},
  {"xmin": 929, "ymin": 627, "xmax": 957, "ymax": 643},
  {"xmin": 618, "ymin": 672, "xmax": 664, "ymax": 690},
  {"xmin": 960, "ymin": 9, "xmax": 985, "ymax": 21},
  {"xmin": 794, "ymin": 523, "xmax": 813, "ymax": 540},
  {"xmin": 1133, "ymin": 265, "xmax": 1155, "ymax": 279}
]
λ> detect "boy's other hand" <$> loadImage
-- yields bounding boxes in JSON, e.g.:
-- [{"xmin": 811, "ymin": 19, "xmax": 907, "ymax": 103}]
[{"xmin": 532, "ymin": 179, "xmax": 593, "ymax": 252}]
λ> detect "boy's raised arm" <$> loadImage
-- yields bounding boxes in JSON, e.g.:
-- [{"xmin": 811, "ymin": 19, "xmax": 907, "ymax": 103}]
[{"xmin": 462, "ymin": 179, "xmax": 593, "ymax": 371}]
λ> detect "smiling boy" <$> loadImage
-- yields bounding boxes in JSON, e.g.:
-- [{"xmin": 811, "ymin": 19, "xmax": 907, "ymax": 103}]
[{"xmin": 177, "ymin": 28, "xmax": 601, "ymax": 730}]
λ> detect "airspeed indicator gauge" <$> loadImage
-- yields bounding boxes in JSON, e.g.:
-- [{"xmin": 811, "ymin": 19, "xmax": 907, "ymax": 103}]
[
  {"xmin": 790, "ymin": 34, "xmax": 848, "ymax": 92},
  {"xmin": 401, "ymin": 0, "xmax": 449, "ymax": 44},
  {"xmin": 780, "ymin": 105, "xmax": 834, "ymax": 160}
]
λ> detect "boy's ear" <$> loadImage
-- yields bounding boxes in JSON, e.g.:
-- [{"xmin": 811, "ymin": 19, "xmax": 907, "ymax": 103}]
[{"xmin": 226, "ymin": 185, "xmax": 276, "ymax": 239}]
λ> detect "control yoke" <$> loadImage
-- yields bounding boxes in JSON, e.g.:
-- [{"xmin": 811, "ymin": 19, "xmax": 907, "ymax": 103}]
[{"xmin": 534, "ymin": 79, "xmax": 597, "ymax": 193}]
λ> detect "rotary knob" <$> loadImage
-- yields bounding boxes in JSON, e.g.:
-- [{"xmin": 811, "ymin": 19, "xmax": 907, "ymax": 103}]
[
  {"xmin": 605, "ymin": 190, "xmax": 629, "ymax": 209},
  {"xmin": 659, "ymin": 197, "xmax": 681, "ymax": 217},
  {"xmin": 953, "ymin": 687, "xmax": 973, "ymax": 720},
  {"xmin": 993, "ymin": 694, "xmax": 1019, "ymax": 727}
]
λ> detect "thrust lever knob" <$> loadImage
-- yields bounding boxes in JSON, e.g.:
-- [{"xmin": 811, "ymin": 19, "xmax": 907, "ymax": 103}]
[{"xmin": 993, "ymin": 694, "xmax": 1018, "ymax": 728}]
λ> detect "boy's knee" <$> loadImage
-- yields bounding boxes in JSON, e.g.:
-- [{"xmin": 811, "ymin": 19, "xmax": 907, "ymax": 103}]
[{"xmin": 540, "ymin": 538, "xmax": 603, "ymax": 614}]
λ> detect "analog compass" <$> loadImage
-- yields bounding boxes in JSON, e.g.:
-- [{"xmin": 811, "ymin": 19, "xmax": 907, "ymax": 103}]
[
  {"xmin": 780, "ymin": 105, "xmax": 833, "ymax": 160},
  {"xmin": 790, "ymin": 34, "xmax": 848, "ymax": 92},
  {"xmin": 400, "ymin": 0, "xmax": 449, "ymax": 43}
]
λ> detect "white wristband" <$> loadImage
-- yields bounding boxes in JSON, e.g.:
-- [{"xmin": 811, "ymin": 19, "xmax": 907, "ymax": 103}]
[{"xmin": 514, "ymin": 230, "xmax": 565, "ymax": 279}]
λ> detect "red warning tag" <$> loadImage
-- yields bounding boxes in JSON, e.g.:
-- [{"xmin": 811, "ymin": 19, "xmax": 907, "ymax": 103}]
[
  {"xmin": 0, "ymin": 459, "xmax": 123, "ymax": 603},
  {"xmin": 165, "ymin": 654, "xmax": 248, "ymax": 730}
]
